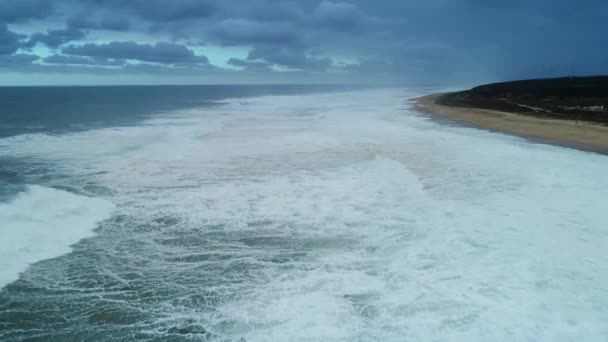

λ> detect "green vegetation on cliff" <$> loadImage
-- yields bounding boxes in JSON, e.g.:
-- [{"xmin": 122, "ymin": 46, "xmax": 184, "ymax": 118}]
[{"xmin": 439, "ymin": 76, "xmax": 608, "ymax": 124}]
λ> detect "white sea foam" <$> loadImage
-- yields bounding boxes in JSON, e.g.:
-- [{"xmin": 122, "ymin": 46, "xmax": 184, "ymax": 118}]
[
  {"xmin": 0, "ymin": 88, "xmax": 607, "ymax": 340},
  {"xmin": 0, "ymin": 185, "xmax": 114, "ymax": 288}
]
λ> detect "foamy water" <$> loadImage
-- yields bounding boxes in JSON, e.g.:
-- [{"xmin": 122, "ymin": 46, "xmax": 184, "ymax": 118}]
[
  {"xmin": 0, "ymin": 88, "xmax": 607, "ymax": 341},
  {"xmin": 0, "ymin": 185, "xmax": 114, "ymax": 287}
]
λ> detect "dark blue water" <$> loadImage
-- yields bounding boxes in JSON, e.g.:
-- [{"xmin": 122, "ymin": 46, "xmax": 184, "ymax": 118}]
[
  {"xmin": 0, "ymin": 84, "xmax": 355, "ymax": 199},
  {"xmin": 0, "ymin": 85, "xmax": 355, "ymax": 138}
]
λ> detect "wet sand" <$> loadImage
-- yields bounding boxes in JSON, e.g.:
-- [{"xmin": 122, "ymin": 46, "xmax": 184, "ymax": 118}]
[{"xmin": 412, "ymin": 94, "xmax": 608, "ymax": 155}]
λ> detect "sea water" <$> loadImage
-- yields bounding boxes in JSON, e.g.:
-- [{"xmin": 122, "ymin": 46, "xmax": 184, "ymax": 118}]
[{"xmin": 0, "ymin": 86, "xmax": 606, "ymax": 341}]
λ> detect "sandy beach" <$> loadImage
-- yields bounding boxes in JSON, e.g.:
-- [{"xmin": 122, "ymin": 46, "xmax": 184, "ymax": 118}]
[{"xmin": 413, "ymin": 93, "xmax": 608, "ymax": 154}]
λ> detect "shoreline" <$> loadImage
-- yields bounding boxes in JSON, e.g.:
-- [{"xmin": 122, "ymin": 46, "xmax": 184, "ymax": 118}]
[{"xmin": 412, "ymin": 93, "xmax": 608, "ymax": 155}]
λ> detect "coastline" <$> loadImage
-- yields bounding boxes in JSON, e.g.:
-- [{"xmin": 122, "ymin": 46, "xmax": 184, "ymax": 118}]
[{"xmin": 412, "ymin": 93, "xmax": 608, "ymax": 155}]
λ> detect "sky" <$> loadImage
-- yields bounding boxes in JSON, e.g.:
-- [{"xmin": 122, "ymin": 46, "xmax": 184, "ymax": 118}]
[{"xmin": 0, "ymin": 0, "xmax": 606, "ymax": 85}]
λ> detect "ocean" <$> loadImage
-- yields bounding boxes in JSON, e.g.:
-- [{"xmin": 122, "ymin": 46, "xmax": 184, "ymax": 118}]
[{"xmin": 0, "ymin": 86, "xmax": 607, "ymax": 341}]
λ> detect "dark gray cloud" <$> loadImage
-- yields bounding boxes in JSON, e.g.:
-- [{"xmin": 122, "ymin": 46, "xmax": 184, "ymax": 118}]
[
  {"xmin": 227, "ymin": 57, "xmax": 272, "ymax": 70},
  {"xmin": 81, "ymin": 0, "xmax": 217, "ymax": 21},
  {"xmin": 24, "ymin": 28, "xmax": 86, "ymax": 48},
  {"xmin": 0, "ymin": 23, "xmax": 23, "ymax": 55},
  {"xmin": 0, "ymin": 0, "xmax": 607, "ymax": 83},
  {"xmin": 0, "ymin": 0, "xmax": 53, "ymax": 23},
  {"xmin": 67, "ymin": 14, "xmax": 131, "ymax": 31},
  {"xmin": 210, "ymin": 19, "xmax": 300, "ymax": 46},
  {"xmin": 62, "ymin": 42, "xmax": 209, "ymax": 65},
  {"xmin": 248, "ymin": 45, "xmax": 333, "ymax": 71},
  {"xmin": 313, "ymin": 1, "xmax": 366, "ymax": 30},
  {"xmin": 238, "ymin": 1, "xmax": 305, "ymax": 22},
  {"xmin": 42, "ymin": 54, "xmax": 126, "ymax": 66},
  {"xmin": 0, "ymin": 53, "xmax": 38, "ymax": 67}
]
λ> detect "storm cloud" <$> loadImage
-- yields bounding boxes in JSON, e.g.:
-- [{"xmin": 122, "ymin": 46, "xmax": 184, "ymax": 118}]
[
  {"xmin": 86, "ymin": 0, "xmax": 217, "ymax": 21},
  {"xmin": 0, "ymin": 53, "xmax": 39, "ymax": 67},
  {"xmin": 314, "ymin": 1, "xmax": 368, "ymax": 31},
  {"xmin": 25, "ymin": 28, "xmax": 86, "ymax": 48},
  {"xmin": 67, "ymin": 15, "xmax": 131, "ymax": 31},
  {"xmin": 0, "ymin": 0, "xmax": 53, "ymax": 23},
  {"xmin": 247, "ymin": 45, "xmax": 334, "ymax": 71},
  {"xmin": 0, "ymin": 0, "xmax": 606, "ymax": 84},
  {"xmin": 62, "ymin": 42, "xmax": 209, "ymax": 65},
  {"xmin": 42, "ymin": 54, "xmax": 126, "ymax": 66},
  {"xmin": 227, "ymin": 57, "xmax": 272, "ymax": 70},
  {"xmin": 210, "ymin": 19, "xmax": 301, "ymax": 46},
  {"xmin": 0, "ymin": 23, "xmax": 22, "ymax": 55}
]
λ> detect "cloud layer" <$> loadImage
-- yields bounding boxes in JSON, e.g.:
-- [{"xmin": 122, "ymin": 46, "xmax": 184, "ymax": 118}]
[
  {"xmin": 62, "ymin": 42, "xmax": 209, "ymax": 65},
  {"xmin": 1, "ymin": 0, "xmax": 606, "ymax": 84}
]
